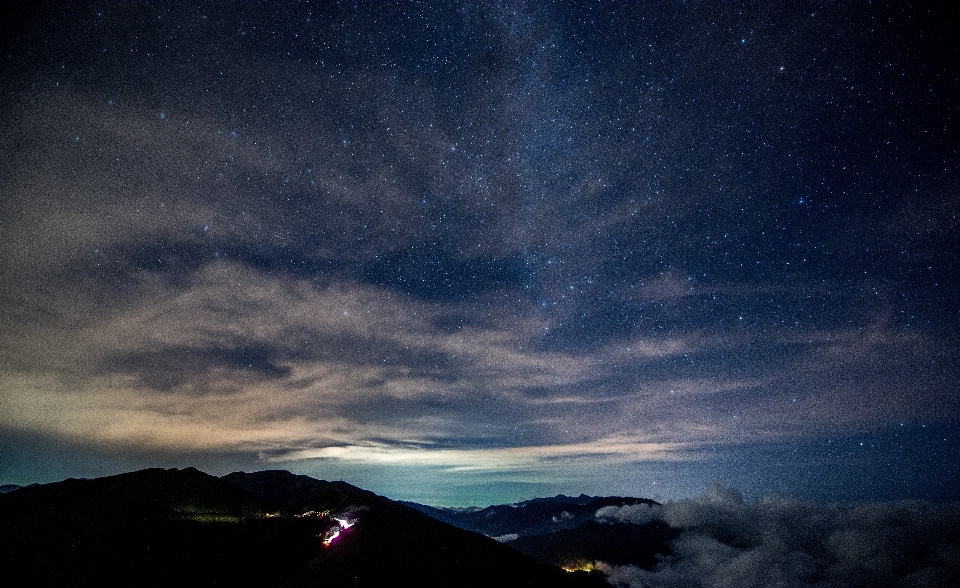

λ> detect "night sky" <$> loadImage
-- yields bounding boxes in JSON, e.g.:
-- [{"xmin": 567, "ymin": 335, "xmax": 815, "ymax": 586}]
[{"xmin": 1, "ymin": 2, "xmax": 957, "ymax": 506}]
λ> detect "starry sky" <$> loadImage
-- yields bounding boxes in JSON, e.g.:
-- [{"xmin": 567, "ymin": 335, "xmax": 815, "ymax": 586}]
[{"xmin": 1, "ymin": 2, "xmax": 957, "ymax": 506}]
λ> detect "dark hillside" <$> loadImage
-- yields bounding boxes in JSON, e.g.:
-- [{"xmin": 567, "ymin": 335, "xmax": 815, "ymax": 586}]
[
  {"xmin": 0, "ymin": 468, "xmax": 607, "ymax": 587},
  {"xmin": 224, "ymin": 470, "xmax": 608, "ymax": 587},
  {"xmin": 288, "ymin": 498, "xmax": 608, "ymax": 587},
  {"xmin": 0, "ymin": 468, "xmax": 319, "ymax": 587},
  {"xmin": 509, "ymin": 520, "xmax": 679, "ymax": 570},
  {"xmin": 222, "ymin": 469, "xmax": 384, "ymax": 513},
  {"xmin": 406, "ymin": 494, "xmax": 675, "ymax": 576}
]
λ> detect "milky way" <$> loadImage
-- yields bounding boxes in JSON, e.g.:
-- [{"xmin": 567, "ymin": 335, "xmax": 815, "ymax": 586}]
[{"xmin": 1, "ymin": 2, "xmax": 957, "ymax": 505}]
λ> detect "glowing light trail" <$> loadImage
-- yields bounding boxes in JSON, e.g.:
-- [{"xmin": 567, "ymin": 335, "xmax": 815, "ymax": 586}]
[{"xmin": 322, "ymin": 515, "xmax": 357, "ymax": 546}]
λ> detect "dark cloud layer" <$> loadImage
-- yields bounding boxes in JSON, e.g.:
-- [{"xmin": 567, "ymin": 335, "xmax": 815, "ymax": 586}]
[
  {"xmin": 596, "ymin": 486, "xmax": 960, "ymax": 588},
  {"xmin": 0, "ymin": 2, "xmax": 957, "ymax": 503}
]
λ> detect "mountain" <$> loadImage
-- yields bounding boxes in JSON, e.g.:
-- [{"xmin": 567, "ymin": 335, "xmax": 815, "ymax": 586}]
[
  {"xmin": 403, "ymin": 494, "xmax": 657, "ymax": 537},
  {"xmin": 509, "ymin": 520, "xmax": 678, "ymax": 571},
  {"xmin": 0, "ymin": 467, "xmax": 303, "ymax": 587},
  {"xmin": 222, "ymin": 469, "xmax": 383, "ymax": 514},
  {"xmin": 0, "ymin": 468, "xmax": 607, "ymax": 587},
  {"xmin": 223, "ymin": 470, "xmax": 608, "ymax": 587},
  {"xmin": 404, "ymin": 494, "xmax": 676, "ymax": 573}
]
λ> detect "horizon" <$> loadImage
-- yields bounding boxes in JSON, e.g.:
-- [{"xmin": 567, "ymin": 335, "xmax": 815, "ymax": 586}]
[
  {"xmin": 1, "ymin": 3, "xmax": 957, "ymax": 508},
  {"xmin": 6, "ymin": 464, "xmax": 958, "ymax": 588},
  {"xmin": 4, "ymin": 463, "xmax": 958, "ymax": 510}
]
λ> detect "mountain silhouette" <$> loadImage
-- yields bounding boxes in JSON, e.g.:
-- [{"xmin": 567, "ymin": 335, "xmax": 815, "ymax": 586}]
[
  {"xmin": 404, "ymin": 494, "xmax": 657, "ymax": 537},
  {"xmin": 0, "ymin": 468, "xmax": 608, "ymax": 587},
  {"xmin": 405, "ymin": 494, "xmax": 676, "ymax": 572},
  {"xmin": 222, "ymin": 469, "xmax": 383, "ymax": 513},
  {"xmin": 509, "ymin": 520, "xmax": 678, "ymax": 570},
  {"xmin": 223, "ymin": 470, "xmax": 608, "ymax": 586}
]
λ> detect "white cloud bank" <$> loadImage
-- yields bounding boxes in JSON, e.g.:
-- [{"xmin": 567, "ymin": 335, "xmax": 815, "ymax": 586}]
[{"xmin": 595, "ymin": 485, "xmax": 960, "ymax": 588}]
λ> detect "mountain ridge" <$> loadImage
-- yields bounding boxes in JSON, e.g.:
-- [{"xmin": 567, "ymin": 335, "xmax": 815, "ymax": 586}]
[
  {"xmin": 0, "ymin": 467, "xmax": 609, "ymax": 587},
  {"xmin": 402, "ymin": 493, "xmax": 673, "ymax": 572}
]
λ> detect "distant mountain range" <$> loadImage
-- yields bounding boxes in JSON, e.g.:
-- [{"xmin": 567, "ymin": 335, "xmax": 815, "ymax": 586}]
[
  {"xmin": 404, "ymin": 493, "xmax": 657, "ymax": 537},
  {"xmin": 403, "ymin": 494, "xmax": 677, "ymax": 572},
  {"xmin": 1, "ymin": 468, "xmax": 641, "ymax": 587},
  {"xmin": 0, "ymin": 483, "xmax": 41, "ymax": 493}
]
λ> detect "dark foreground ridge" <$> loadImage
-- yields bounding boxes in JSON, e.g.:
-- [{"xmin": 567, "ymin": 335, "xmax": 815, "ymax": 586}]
[{"xmin": 0, "ymin": 468, "xmax": 608, "ymax": 587}]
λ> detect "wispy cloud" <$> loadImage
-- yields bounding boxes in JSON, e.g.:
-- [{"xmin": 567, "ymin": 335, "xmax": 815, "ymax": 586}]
[
  {"xmin": 2, "ymin": 2, "xmax": 956, "ymax": 500},
  {"xmin": 2, "ymin": 256, "xmax": 954, "ymax": 474},
  {"xmin": 278, "ymin": 436, "xmax": 690, "ymax": 472}
]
